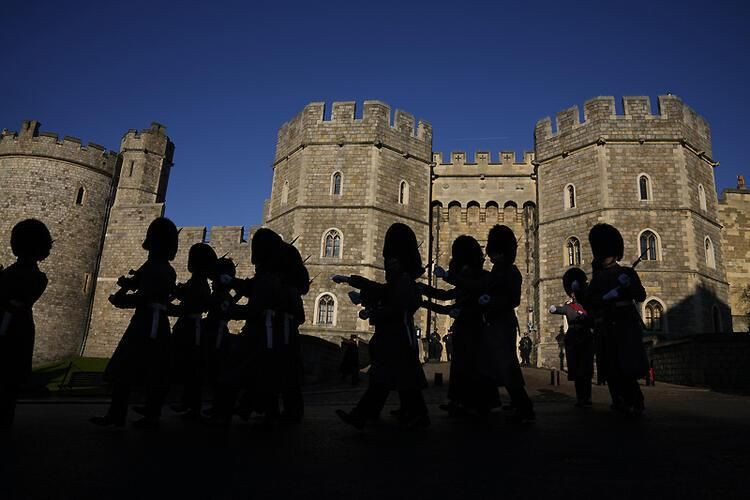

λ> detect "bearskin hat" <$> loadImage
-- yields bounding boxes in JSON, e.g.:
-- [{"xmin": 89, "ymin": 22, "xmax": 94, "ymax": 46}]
[
  {"xmin": 485, "ymin": 224, "xmax": 517, "ymax": 264},
  {"xmin": 142, "ymin": 217, "xmax": 179, "ymax": 261},
  {"xmin": 251, "ymin": 228, "xmax": 283, "ymax": 268},
  {"xmin": 562, "ymin": 267, "xmax": 588, "ymax": 296},
  {"xmin": 187, "ymin": 243, "xmax": 217, "ymax": 274},
  {"xmin": 383, "ymin": 223, "xmax": 424, "ymax": 279},
  {"xmin": 281, "ymin": 242, "xmax": 310, "ymax": 295},
  {"xmin": 212, "ymin": 256, "xmax": 236, "ymax": 280},
  {"xmin": 588, "ymin": 223, "xmax": 624, "ymax": 261},
  {"xmin": 11, "ymin": 219, "xmax": 52, "ymax": 261},
  {"xmin": 448, "ymin": 235, "xmax": 484, "ymax": 274}
]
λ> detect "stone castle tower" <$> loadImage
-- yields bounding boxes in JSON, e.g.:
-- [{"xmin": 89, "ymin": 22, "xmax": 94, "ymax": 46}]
[
  {"xmin": 430, "ymin": 151, "xmax": 537, "ymax": 340},
  {"xmin": 534, "ymin": 95, "xmax": 732, "ymax": 365},
  {"xmin": 263, "ymin": 101, "xmax": 432, "ymax": 341},
  {"xmin": 0, "ymin": 121, "xmax": 119, "ymax": 363},
  {"xmin": 1, "ymin": 94, "xmax": 747, "ymax": 368},
  {"xmin": 83, "ymin": 123, "xmax": 174, "ymax": 357}
]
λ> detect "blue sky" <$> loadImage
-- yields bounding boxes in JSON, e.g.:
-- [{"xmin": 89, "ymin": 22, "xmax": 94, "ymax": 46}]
[{"xmin": 2, "ymin": 0, "xmax": 748, "ymax": 229}]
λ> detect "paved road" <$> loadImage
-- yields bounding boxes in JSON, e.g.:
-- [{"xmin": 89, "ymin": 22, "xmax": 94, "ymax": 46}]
[{"xmin": 2, "ymin": 368, "xmax": 749, "ymax": 499}]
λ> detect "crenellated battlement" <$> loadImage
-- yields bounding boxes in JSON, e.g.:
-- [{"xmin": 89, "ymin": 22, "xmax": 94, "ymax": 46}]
[
  {"xmin": 534, "ymin": 95, "xmax": 712, "ymax": 162},
  {"xmin": 275, "ymin": 101, "xmax": 432, "ymax": 162},
  {"xmin": 432, "ymin": 151, "xmax": 535, "ymax": 179},
  {"xmin": 176, "ymin": 225, "xmax": 252, "ymax": 245},
  {"xmin": 433, "ymin": 150, "xmax": 535, "ymax": 167},
  {"xmin": 120, "ymin": 122, "xmax": 173, "ymax": 159},
  {"xmin": 0, "ymin": 120, "xmax": 118, "ymax": 175}
]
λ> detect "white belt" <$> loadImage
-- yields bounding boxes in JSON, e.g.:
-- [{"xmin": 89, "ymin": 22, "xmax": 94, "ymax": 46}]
[
  {"xmin": 0, "ymin": 300, "xmax": 25, "ymax": 337},
  {"xmin": 265, "ymin": 310, "xmax": 275, "ymax": 349},
  {"xmin": 215, "ymin": 320, "xmax": 228, "ymax": 350},
  {"xmin": 187, "ymin": 313, "xmax": 202, "ymax": 346},
  {"xmin": 149, "ymin": 303, "xmax": 167, "ymax": 340},
  {"xmin": 403, "ymin": 312, "xmax": 416, "ymax": 349}
]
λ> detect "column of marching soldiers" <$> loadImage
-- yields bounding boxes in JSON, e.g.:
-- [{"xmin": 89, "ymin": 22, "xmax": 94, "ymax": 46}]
[{"xmin": 0, "ymin": 216, "xmax": 650, "ymax": 431}]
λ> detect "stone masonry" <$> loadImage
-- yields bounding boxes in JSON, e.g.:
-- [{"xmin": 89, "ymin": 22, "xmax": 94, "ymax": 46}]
[
  {"xmin": 718, "ymin": 184, "xmax": 750, "ymax": 332},
  {"xmin": 534, "ymin": 96, "xmax": 732, "ymax": 365},
  {"xmin": 1, "ymin": 94, "xmax": 747, "ymax": 368},
  {"xmin": 0, "ymin": 121, "xmax": 118, "ymax": 363},
  {"xmin": 264, "ymin": 101, "xmax": 432, "ymax": 343},
  {"xmin": 430, "ymin": 151, "xmax": 537, "ymax": 357}
]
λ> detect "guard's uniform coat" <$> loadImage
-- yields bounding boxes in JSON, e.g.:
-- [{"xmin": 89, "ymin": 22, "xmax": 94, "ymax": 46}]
[
  {"xmin": 350, "ymin": 272, "xmax": 427, "ymax": 420},
  {"xmin": 584, "ymin": 264, "xmax": 648, "ymax": 409},
  {"xmin": 104, "ymin": 259, "xmax": 176, "ymax": 419},
  {"xmin": 171, "ymin": 276, "xmax": 212, "ymax": 411},
  {"xmin": 0, "ymin": 261, "xmax": 47, "ymax": 427}
]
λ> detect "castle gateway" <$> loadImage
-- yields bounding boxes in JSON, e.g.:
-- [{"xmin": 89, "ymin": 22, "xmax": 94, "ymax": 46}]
[{"xmin": 1, "ymin": 95, "xmax": 747, "ymax": 367}]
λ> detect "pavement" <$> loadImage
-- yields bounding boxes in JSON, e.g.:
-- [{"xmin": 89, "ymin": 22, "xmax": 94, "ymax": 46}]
[{"xmin": 2, "ymin": 366, "xmax": 750, "ymax": 499}]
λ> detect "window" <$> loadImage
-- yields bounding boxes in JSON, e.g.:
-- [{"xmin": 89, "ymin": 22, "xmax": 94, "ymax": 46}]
[
  {"xmin": 639, "ymin": 230, "xmax": 659, "ymax": 261},
  {"xmin": 644, "ymin": 300, "xmax": 664, "ymax": 332},
  {"xmin": 75, "ymin": 187, "xmax": 86, "ymax": 206},
  {"xmin": 281, "ymin": 181, "xmax": 289, "ymax": 205},
  {"xmin": 317, "ymin": 294, "xmax": 335, "ymax": 325},
  {"xmin": 705, "ymin": 237, "xmax": 716, "ymax": 269},
  {"xmin": 698, "ymin": 184, "xmax": 707, "ymax": 211},
  {"xmin": 323, "ymin": 229, "xmax": 342, "ymax": 258},
  {"xmin": 82, "ymin": 273, "xmax": 91, "ymax": 294},
  {"xmin": 332, "ymin": 172, "xmax": 342, "ymax": 195},
  {"xmin": 566, "ymin": 237, "xmax": 581, "ymax": 266},
  {"xmin": 128, "ymin": 160, "xmax": 135, "ymax": 177},
  {"xmin": 639, "ymin": 175, "xmax": 650, "ymax": 201},
  {"xmin": 564, "ymin": 184, "xmax": 576, "ymax": 209},
  {"xmin": 399, "ymin": 181, "xmax": 409, "ymax": 205}
]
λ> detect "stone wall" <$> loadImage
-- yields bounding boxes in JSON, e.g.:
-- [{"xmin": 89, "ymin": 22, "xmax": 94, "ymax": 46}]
[
  {"xmin": 265, "ymin": 101, "xmax": 432, "ymax": 345},
  {"xmin": 718, "ymin": 186, "xmax": 750, "ymax": 331},
  {"xmin": 83, "ymin": 124, "xmax": 174, "ymax": 357},
  {"xmin": 430, "ymin": 151, "xmax": 537, "ymax": 359},
  {"xmin": 0, "ymin": 121, "xmax": 118, "ymax": 363},
  {"xmin": 535, "ymin": 95, "xmax": 731, "ymax": 367},
  {"xmin": 649, "ymin": 334, "xmax": 750, "ymax": 392}
]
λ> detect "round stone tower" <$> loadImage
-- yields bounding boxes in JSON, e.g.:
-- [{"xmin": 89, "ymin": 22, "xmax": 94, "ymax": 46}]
[
  {"xmin": 264, "ymin": 101, "xmax": 433, "ymax": 343},
  {"xmin": 534, "ymin": 95, "xmax": 732, "ymax": 366},
  {"xmin": 0, "ymin": 120, "xmax": 118, "ymax": 363}
]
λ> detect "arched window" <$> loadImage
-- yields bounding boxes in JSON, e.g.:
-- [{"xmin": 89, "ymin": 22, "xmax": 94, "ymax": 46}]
[
  {"xmin": 317, "ymin": 294, "xmax": 335, "ymax": 326},
  {"xmin": 566, "ymin": 237, "xmax": 581, "ymax": 266},
  {"xmin": 331, "ymin": 172, "xmax": 342, "ymax": 195},
  {"xmin": 638, "ymin": 175, "xmax": 651, "ymax": 201},
  {"xmin": 704, "ymin": 237, "xmax": 716, "ymax": 269},
  {"xmin": 75, "ymin": 186, "xmax": 86, "ymax": 206},
  {"xmin": 281, "ymin": 181, "xmax": 289, "ymax": 205},
  {"xmin": 698, "ymin": 184, "xmax": 707, "ymax": 211},
  {"xmin": 639, "ymin": 230, "xmax": 659, "ymax": 261},
  {"xmin": 323, "ymin": 229, "xmax": 342, "ymax": 258},
  {"xmin": 399, "ymin": 180, "xmax": 409, "ymax": 205},
  {"xmin": 644, "ymin": 300, "xmax": 664, "ymax": 332},
  {"xmin": 564, "ymin": 184, "xmax": 576, "ymax": 209}
]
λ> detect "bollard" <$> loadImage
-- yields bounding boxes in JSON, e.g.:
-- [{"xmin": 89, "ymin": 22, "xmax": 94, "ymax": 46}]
[
  {"xmin": 556, "ymin": 370, "xmax": 561, "ymax": 386},
  {"xmin": 550, "ymin": 369, "xmax": 556, "ymax": 385},
  {"xmin": 434, "ymin": 372, "xmax": 443, "ymax": 387}
]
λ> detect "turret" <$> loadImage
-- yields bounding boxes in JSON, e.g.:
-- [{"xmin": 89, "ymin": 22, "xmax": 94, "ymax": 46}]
[{"xmin": 114, "ymin": 122, "xmax": 174, "ymax": 205}]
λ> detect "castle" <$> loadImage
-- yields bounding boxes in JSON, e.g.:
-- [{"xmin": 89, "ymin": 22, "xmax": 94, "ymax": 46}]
[{"xmin": 1, "ymin": 95, "xmax": 748, "ymax": 368}]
